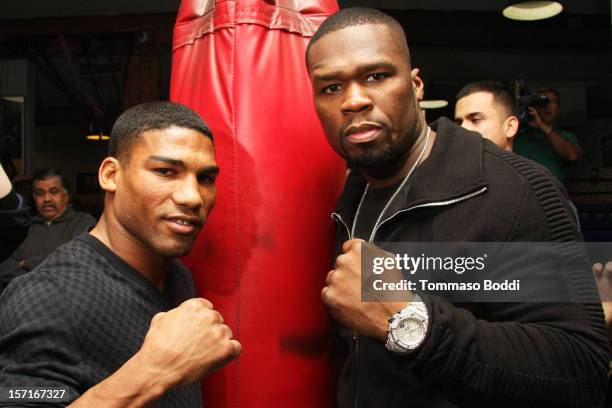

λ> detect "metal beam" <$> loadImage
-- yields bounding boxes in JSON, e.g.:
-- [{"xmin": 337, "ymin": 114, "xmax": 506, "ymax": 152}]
[{"xmin": 0, "ymin": 14, "xmax": 174, "ymax": 40}]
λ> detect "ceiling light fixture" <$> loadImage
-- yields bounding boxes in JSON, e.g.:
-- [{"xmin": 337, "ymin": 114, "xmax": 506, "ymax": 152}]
[
  {"xmin": 86, "ymin": 133, "xmax": 110, "ymax": 141},
  {"xmin": 86, "ymin": 122, "xmax": 110, "ymax": 141},
  {"xmin": 419, "ymin": 100, "xmax": 449, "ymax": 110},
  {"xmin": 503, "ymin": 1, "xmax": 563, "ymax": 21}
]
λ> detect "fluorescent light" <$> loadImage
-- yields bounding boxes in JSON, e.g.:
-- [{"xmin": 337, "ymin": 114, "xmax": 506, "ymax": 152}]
[
  {"xmin": 503, "ymin": 1, "xmax": 563, "ymax": 21},
  {"xmin": 419, "ymin": 100, "xmax": 449, "ymax": 110},
  {"xmin": 86, "ymin": 133, "xmax": 110, "ymax": 141},
  {"xmin": 2, "ymin": 96, "xmax": 24, "ymax": 103}
]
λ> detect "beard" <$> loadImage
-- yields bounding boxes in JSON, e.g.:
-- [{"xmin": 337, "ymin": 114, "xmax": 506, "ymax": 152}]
[{"xmin": 341, "ymin": 117, "xmax": 421, "ymax": 172}]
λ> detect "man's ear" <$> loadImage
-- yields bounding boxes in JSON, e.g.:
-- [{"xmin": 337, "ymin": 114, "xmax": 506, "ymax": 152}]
[
  {"xmin": 504, "ymin": 115, "xmax": 520, "ymax": 140},
  {"xmin": 98, "ymin": 157, "xmax": 121, "ymax": 193},
  {"xmin": 411, "ymin": 68, "xmax": 424, "ymax": 101}
]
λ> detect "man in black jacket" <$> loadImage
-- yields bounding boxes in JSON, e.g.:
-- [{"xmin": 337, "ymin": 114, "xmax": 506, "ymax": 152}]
[
  {"xmin": 0, "ymin": 161, "xmax": 27, "ymax": 259},
  {"xmin": 306, "ymin": 8, "xmax": 609, "ymax": 407}
]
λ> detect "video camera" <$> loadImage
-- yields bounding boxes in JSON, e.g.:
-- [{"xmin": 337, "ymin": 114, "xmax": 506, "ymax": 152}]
[{"xmin": 513, "ymin": 80, "xmax": 550, "ymax": 124}]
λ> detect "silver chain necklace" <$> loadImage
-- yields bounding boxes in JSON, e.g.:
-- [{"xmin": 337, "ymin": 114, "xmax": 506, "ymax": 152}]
[{"xmin": 350, "ymin": 126, "xmax": 431, "ymax": 243}]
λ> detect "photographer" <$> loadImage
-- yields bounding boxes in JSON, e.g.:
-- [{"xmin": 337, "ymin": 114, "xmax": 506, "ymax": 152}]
[{"xmin": 515, "ymin": 88, "xmax": 582, "ymax": 183}]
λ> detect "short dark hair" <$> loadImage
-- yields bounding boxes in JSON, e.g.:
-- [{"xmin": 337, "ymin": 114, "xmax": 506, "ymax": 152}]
[
  {"xmin": 456, "ymin": 81, "xmax": 520, "ymax": 118},
  {"xmin": 306, "ymin": 8, "xmax": 410, "ymax": 67},
  {"xmin": 32, "ymin": 168, "xmax": 69, "ymax": 193},
  {"xmin": 109, "ymin": 101, "xmax": 213, "ymax": 162}
]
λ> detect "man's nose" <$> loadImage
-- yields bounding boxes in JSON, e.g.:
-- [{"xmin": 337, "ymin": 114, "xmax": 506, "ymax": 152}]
[
  {"xmin": 461, "ymin": 121, "xmax": 476, "ymax": 132},
  {"xmin": 172, "ymin": 175, "xmax": 203, "ymax": 209},
  {"xmin": 341, "ymin": 82, "xmax": 373, "ymax": 114}
]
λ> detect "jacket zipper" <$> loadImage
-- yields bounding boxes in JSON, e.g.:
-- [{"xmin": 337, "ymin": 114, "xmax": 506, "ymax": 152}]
[
  {"xmin": 329, "ymin": 185, "xmax": 487, "ymax": 408},
  {"xmin": 371, "ymin": 186, "xmax": 488, "ymax": 240},
  {"xmin": 331, "ymin": 213, "xmax": 360, "ymax": 407}
]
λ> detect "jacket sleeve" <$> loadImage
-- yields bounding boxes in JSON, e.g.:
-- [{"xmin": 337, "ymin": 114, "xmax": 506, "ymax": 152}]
[
  {"xmin": 409, "ymin": 181, "xmax": 609, "ymax": 407},
  {"xmin": 22, "ymin": 255, "xmax": 46, "ymax": 271},
  {"xmin": 0, "ymin": 190, "xmax": 30, "ymax": 258},
  {"xmin": 0, "ymin": 188, "xmax": 21, "ymax": 211},
  {"xmin": 0, "ymin": 255, "xmax": 25, "ymax": 291}
]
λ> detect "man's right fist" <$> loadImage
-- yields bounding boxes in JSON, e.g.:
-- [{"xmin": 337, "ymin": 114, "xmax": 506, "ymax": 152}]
[
  {"xmin": 593, "ymin": 262, "xmax": 612, "ymax": 330},
  {"xmin": 137, "ymin": 298, "xmax": 241, "ymax": 389}
]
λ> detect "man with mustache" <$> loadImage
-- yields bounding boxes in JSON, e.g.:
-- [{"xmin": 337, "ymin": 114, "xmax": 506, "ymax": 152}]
[
  {"xmin": 0, "ymin": 102, "xmax": 240, "ymax": 407},
  {"xmin": 0, "ymin": 168, "xmax": 96, "ymax": 291},
  {"xmin": 307, "ymin": 8, "xmax": 608, "ymax": 407}
]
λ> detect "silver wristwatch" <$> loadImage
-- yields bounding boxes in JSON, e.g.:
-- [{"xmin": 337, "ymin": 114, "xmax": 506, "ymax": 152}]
[{"xmin": 385, "ymin": 294, "xmax": 429, "ymax": 353}]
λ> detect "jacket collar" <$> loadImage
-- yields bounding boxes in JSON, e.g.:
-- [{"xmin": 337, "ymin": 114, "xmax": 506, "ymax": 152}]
[
  {"xmin": 32, "ymin": 204, "xmax": 77, "ymax": 224},
  {"xmin": 333, "ymin": 117, "xmax": 488, "ymax": 222}
]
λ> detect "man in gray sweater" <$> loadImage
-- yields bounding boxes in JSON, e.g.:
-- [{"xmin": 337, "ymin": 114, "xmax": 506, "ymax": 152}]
[{"xmin": 0, "ymin": 167, "xmax": 96, "ymax": 290}]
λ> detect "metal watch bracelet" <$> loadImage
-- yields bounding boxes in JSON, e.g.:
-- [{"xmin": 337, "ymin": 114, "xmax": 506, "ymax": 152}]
[{"xmin": 385, "ymin": 294, "xmax": 429, "ymax": 353}]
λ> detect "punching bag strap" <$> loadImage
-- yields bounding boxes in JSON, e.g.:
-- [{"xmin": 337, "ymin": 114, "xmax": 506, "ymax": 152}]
[
  {"xmin": 174, "ymin": 0, "xmax": 321, "ymax": 51},
  {"xmin": 264, "ymin": 0, "xmax": 297, "ymax": 12}
]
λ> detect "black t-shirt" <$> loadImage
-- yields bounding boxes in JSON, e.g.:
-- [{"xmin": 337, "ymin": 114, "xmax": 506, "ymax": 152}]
[
  {"xmin": 352, "ymin": 179, "xmax": 406, "ymax": 242},
  {"xmin": 0, "ymin": 233, "xmax": 202, "ymax": 407}
]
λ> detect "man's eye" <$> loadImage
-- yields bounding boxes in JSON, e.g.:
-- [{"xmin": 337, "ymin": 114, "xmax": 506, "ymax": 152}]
[
  {"xmin": 154, "ymin": 168, "xmax": 175, "ymax": 176},
  {"xmin": 322, "ymin": 84, "xmax": 342, "ymax": 94},
  {"xmin": 365, "ymin": 73, "xmax": 387, "ymax": 82},
  {"xmin": 198, "ymin": 174, "xmax": 216, "ymax": 184}
]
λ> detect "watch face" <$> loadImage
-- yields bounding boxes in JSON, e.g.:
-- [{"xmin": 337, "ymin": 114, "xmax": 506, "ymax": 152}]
[{"xmin": 396, "ymin": 317, "xmax": 424, "ymax": 346}]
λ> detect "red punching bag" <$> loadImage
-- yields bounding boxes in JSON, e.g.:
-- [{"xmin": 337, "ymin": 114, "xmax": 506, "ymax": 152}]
[{"xmin": 170, "ymin": 0, "xmax": 344, "ymax": 406}]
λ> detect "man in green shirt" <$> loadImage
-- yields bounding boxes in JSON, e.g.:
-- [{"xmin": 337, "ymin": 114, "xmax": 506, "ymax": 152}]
[{"xmin": 514, "ymin": 88, "xmax": 581, "ymax": 182}]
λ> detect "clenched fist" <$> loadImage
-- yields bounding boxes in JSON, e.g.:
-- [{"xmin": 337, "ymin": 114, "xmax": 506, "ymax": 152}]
[
  {"xmin": 321, "ymin": 239, "xmax": 410, "ymax": 342},
  {"xmin": 592, "ymin": 261, "xmax": 612, "ymax": 340},
  {"xmin": 136, "ymin": 297, "xmax": 241, "ymax": 388}
]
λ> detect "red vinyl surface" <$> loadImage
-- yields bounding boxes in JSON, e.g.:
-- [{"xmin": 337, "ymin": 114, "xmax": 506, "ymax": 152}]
[{"xmin": 170, "ymin": 0, "xmax": 344, "ymax": 406}]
